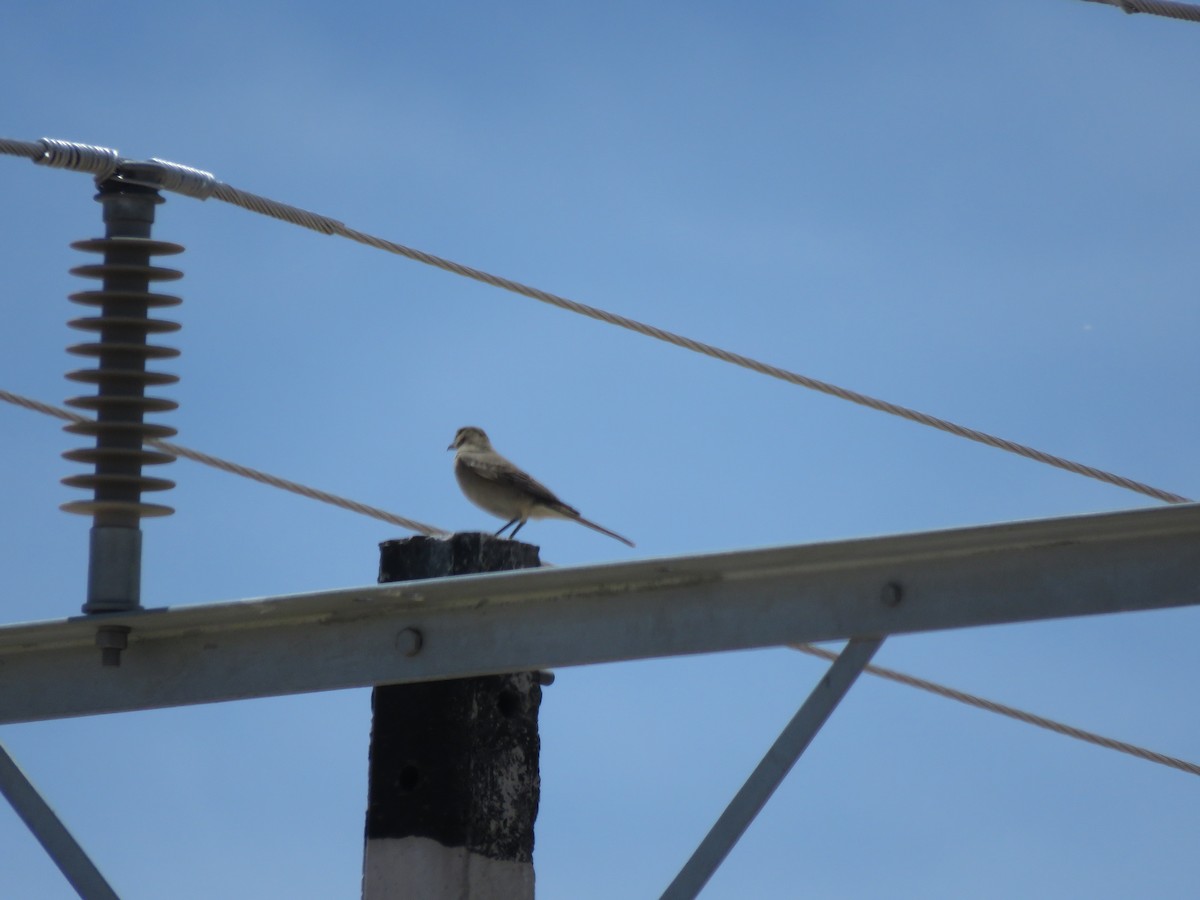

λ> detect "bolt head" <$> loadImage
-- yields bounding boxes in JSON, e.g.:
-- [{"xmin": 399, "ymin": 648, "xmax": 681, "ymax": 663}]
[
  {"xmin": 881, "ymin": 582, "xmax": 904, "ymax": 607},
  {"xmin": 396, "ymin": 627, "xmax": 423, "ymax": 657}
]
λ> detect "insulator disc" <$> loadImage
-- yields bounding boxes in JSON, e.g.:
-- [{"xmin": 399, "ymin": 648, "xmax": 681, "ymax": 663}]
[
  {"xmin": 65, "ymin": 394, "xmax": 179, "ymax": 414},
  {"xmin": 66, "ymin": 316, "xmax": 182, "ymax": 334},
  {"xmin": 66, "ymin": 342, "xmax": 181, "ymax": 360},
  {"xmin": 69, "ymin": 290, "xmax": 182, "ymax": 308},
  {"xmin": 60, "ymin": 499, "xmax": 175, "ymax": 518},
  {"xmin": 62, "ymin": 447, "xmax": 176, "ymax": 466},
  {"xmin": 70, "ymin": 237, "xmax": 184, "ymax": 256},
  {"xmin": 69, "ymin": 263, "xmax": 183, "ymax": 283},
  {"xmin": 64, "ymin": 420, "xmax": 178, "ymax": 440},
  {"xmin": 66, "ymin": 369, "xmax": 180, "ymax": 386},
  {"xmin": 61, "ymin": 473, "xmax": 175, "ymax": 492}
]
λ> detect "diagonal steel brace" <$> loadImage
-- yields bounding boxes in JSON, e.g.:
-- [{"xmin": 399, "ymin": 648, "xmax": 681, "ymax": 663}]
[
  {"xmin": 0, "ymin": 739, "xmax": 119, "ymax": 899},
  {"xmin": 661, "ymin": 636, "xmax": 885, "ymax": 900}
]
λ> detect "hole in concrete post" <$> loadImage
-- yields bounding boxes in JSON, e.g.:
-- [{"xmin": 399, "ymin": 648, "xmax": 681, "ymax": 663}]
[
  {"xmin": 398, "ymin": 764, "xmax": 420, "ymax": 792},
  {"xmin": 498, "ymin": 689, "xmax": 521, "ymax": 718}
]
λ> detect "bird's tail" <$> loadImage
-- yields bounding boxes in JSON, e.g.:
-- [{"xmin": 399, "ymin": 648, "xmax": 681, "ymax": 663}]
[{"xmin": 572, "ymin": 514, "xmax": 635, "ymax": 547}]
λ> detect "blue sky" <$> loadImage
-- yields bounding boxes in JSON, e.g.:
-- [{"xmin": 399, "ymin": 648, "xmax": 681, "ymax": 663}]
[{"xmin": 3, "ymin": 1, "xmax": 1200, "ymax": 897}]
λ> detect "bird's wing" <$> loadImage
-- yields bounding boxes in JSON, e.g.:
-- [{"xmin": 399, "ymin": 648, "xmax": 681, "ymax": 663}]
[{"xmin": 462, "ymin": 454, "xmax": 576, "ymax": 513}]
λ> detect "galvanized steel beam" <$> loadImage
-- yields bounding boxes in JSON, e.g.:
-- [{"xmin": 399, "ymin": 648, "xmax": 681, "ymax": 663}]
[{"xmin": 0, "ymin": 503, "xmax": 1198, "ymax": 724}]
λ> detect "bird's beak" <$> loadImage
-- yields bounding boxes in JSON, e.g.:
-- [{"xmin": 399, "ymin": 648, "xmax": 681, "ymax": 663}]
[{"xmin": 446, "ymin": 441, "xmax": 456, "ymax": 451}]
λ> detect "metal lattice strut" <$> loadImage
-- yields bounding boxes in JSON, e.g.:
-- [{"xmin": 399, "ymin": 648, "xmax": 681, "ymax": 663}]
[
  {"xmin": 0, "ymin": 740, "xmax": 119, "ymax": 900},
  {"xmin": 660, "ymin": 637, "xmax": 884, "ymax": 900}
]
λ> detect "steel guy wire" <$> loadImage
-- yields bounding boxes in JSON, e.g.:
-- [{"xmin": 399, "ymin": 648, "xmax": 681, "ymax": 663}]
[
  {"xmin": 793, "ymin": 643, "xmax": 1200, "ymax": 777},
  {"xmin": 1081, "ymin": 0, "xmax": 1200, "ymax": 21},
  {"xmin": 3, "ymin": 386, "xmax": 1199, "ymax": 779},
  {"xmin": 0, "ymin": 389, "xmax": 450, "ymax": 538},
  {"xmin": 3, "ymin": 136, "xmax": 1191, "ymax": 507}
]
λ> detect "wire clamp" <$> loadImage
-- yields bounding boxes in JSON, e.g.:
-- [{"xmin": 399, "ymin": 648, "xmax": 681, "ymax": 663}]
[{"xmin": 35, "ymin": 138, "xmax": 120, "ymax": 180}]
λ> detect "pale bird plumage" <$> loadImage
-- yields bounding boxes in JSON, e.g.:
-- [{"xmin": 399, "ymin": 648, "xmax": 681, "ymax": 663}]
[{"xmin": 448, "ymin": 426, "xmax": 634, "ymax": 547}]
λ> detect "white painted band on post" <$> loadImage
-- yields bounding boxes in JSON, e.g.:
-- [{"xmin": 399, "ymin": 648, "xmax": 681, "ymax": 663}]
[{"xmin": 363, "ymin": 837, "xmax": 534, "ymax": 900}]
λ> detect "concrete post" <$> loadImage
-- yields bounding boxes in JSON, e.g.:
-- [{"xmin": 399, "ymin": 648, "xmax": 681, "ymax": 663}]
[{"xmin": 363, "ymin": 533, "xmax": 542, "ymax": 899}]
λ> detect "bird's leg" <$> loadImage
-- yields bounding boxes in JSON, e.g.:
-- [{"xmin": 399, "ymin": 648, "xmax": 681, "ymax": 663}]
[
  {"xmin": 509, "ymin": 520, "xmax": 527, "ymax": 540},
  {"xmin": 495, "ymin": 517, "xmax": 519, "ymax": 537}
]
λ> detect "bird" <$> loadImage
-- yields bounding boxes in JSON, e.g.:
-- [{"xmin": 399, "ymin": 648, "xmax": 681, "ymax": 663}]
[{"xmin": 448, "ymin": 426, "xmax": 634, "ymax": 547}]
